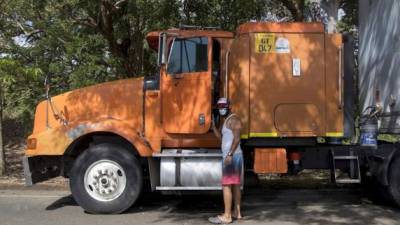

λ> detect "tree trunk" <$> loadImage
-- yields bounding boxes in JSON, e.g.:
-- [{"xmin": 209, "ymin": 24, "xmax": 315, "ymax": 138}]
[
  {"xmin": 0, "ymin": 85, "xmax": 5, "ymax": 176},
  {"xmin": 319, "ymin": 0, "xmax": 339, "ymax": 33},
  {"xmin": 281, "ymin": 0, "xmax": 306, "ymax": 21},
  {"xmin": 183, "ymin": 0, "xmax": 191, "ymax": 24}
]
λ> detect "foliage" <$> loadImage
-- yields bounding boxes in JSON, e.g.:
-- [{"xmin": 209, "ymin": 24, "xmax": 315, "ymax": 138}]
[
  {"xmin": 0, "ymin": 58, "xmax": 43, "ymax": 134},
  {"xmin": 337, "ymin": 0, "xmax": 358, "ymax": 32}
]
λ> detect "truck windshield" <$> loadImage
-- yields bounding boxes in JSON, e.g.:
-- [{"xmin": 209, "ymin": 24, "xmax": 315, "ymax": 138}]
[{"xmin": 167, "ymin": 37, "xmax": 208, "ymax": 74}]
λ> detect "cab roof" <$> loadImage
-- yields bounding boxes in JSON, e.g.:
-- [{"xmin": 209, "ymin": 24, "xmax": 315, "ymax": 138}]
[
  {"xmin": 236, "ymin": 22, "xmax": 325, "ymax": 34},
  {"xmin": 146, "ymin": 29, "xmax": 234, "ymax": 51},
  {"xmin": 146, "ymin": 23, "xmax": 325, "ymax": 51}
]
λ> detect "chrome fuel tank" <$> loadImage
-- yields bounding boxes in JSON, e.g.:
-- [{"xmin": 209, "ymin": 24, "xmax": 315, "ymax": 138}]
[
  {"xmin": 159, "ymin": 149, "xmax": 223, "ymax": 189},
  {"xmin": 156, "ymin": 149, "xmax": 244, "ymax": 190}
]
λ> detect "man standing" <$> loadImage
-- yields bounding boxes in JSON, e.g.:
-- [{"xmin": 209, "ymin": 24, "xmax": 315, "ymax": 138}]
[{"xmin": 209, "ymin": 97, "xmax": 243, "ymax": 224}]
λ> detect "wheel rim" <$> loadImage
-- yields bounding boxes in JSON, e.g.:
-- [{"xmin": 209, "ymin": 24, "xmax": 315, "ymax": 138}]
[{"xmin": 84, "ymin": 160, "xmax": 127, "ymax": 202}]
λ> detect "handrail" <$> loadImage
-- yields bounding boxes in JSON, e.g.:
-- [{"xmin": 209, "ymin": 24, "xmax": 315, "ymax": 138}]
[
  {"xmin": 225, "ymin": 50, "xmax": 230, "ymax": 98},
  {"xmin": 338, "ymin": 44, "xmax": 344, "ymax": 109}
]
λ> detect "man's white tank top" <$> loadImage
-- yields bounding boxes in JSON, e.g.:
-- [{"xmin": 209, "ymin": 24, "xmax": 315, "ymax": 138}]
[{"xmin": 221, "ymin": 113, "xmax": 242, "ymax": 158}]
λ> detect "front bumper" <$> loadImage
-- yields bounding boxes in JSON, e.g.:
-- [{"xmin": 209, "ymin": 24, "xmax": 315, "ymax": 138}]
[{"xmin": 22, "ymin": 156, "xmax": 62, "ymax": 186}]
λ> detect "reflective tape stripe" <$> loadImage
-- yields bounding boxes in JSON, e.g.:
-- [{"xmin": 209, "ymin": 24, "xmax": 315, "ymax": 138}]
[
  {"xmin": 241, "ymin": 132, "xmax": 279, "ymax": 138},
  {"xmin": 326, "ymin": 132, "xmax": 344, "ymax": 137},
  {"xmin": 250, "ymin": 132, "xmax": 278, "ymax": 137}
]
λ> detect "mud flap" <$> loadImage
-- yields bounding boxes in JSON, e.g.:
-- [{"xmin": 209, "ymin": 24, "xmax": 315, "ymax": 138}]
[{"xmin": 23, "ymin": 156, "xmax": 62, "ymax": 186}]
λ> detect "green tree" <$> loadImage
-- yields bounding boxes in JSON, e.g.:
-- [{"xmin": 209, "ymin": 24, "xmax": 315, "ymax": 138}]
[
  {"xmin": 337, "ymin": 0, "xmax": 358, "ymax": 32},
  {"xmin": 63, "ymin": 0, "xmax": 181, "ymax": 77}
]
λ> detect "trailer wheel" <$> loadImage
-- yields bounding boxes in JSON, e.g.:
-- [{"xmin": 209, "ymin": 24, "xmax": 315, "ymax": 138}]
[
  {"xmin": 361, "ymin": 175, "xmax": 392, "ymax": 205},
  {"xmin": 387, "ymin": 156, "xmax": 400, "ymax": 207},
  {"xmin": 70, "ymin": 143, "xmax": 142, "ymax": 214}
]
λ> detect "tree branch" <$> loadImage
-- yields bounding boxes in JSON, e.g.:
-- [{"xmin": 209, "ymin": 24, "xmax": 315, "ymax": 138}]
[
  {"xmin": 72, "ymin": 17, "xmax": 98, "ymax": 28},
  {"xmin": 15, "ymin": 21, "xmax": 44, "ymax": 40},
  {"xmin": 26, "ymin": 29, "xmax": 44, "ymax": 41},
  {"xmin": 281, "ymin": 0, "xmax": 305, "ymax": 21},
  {"xmin": 114, "ymin": 0, "xmax": 127, "ymax": 10},
  {"xmin": 101, "ymin": 0, "xmax": 126, "ymax": 13},
  {"xmin": 0, "ymin": 0, "xmax": 10, "ymax": 13}
]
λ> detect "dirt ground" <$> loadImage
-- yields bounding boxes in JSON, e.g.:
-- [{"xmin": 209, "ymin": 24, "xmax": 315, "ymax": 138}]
[
  {"xmin": 3, "ymin": 137, "xmax": 26, "ymax": 178},
  {"xmin": 1, "ymin": 138, "xmax": 68, "ymax": 188}
]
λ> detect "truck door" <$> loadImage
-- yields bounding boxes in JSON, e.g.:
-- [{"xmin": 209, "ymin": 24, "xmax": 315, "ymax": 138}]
[{"xmin": 161, "ymin": 37, "xmax": 212, "ymax": 134}]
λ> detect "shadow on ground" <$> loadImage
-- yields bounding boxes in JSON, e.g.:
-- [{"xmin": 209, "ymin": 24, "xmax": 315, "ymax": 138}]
[
  {"xmin": 46, "ymin": 195, "xmax": 78, "ymax": 210},
  {"xmin": 45, "ymin": 184, "xmax": 400, "ymax": 225}
]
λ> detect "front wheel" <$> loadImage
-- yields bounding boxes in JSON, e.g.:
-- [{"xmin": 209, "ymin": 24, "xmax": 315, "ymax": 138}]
[{"xmin": 70, "ymin": 143, "xmax": 142, "ymax": 214}]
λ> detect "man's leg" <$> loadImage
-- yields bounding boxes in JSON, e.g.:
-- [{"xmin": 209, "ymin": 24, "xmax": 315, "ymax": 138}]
[
  {"xmin": 232, "ymin": 184, "xmax": 242, "ymax": 219},
  {"xmin": 222, "ymin": 185, "xmax": 233, "ymax": 220},
  {"xmin": 208, "ymin": 185, "xmax": 233, "ymax": 224}
]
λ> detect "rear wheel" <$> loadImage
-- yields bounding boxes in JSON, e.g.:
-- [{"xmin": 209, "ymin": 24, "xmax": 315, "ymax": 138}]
[
  {"xmin": 70, "ymin": 143, "xmax": 142, "ymax": 214},
  {"xmin": 361, "ymin": 174, "xmax": 392, "ymax": 205},
  {"xmin": 387, "ymin": 156, "xmax": 400, "ymax": 206}
]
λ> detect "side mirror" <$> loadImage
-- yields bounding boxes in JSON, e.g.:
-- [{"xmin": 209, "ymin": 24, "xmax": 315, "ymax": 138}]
[{"xmin": 158, "ymin": 32, "xmax": 167, "ymax": 65}]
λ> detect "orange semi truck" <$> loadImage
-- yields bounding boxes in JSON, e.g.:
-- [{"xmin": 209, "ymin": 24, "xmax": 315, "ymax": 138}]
[{"xmin": 23, "ymin": 22, "xmax": 400, "ymax": 213}]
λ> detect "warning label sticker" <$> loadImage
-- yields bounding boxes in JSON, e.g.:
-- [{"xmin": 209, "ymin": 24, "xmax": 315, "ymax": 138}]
[
  {"xmin": 255, "ymin": 33, "xmax": 276, "ymax": 53},
  {"xmin": 275, "ymin": 37, "xmax": 290, "ymax": 53}
]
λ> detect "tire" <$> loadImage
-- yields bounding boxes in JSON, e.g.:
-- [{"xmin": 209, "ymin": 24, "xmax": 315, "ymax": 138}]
[
  {"xmin": 70, "ymin": 143, "xmax": 142, "ymax": 214},
  {"xmin": 387, "ymin": 156, "xmax": 400, "ymax": 207},
  {"xmin": 361, "ymin": 175, "xmax": 392, "ymax": 205}
]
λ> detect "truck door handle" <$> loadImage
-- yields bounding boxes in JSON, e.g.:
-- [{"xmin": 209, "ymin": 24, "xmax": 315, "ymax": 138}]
[{"xmin": 199, "ymin": 114, "xmax": 205, "ymax": 125}]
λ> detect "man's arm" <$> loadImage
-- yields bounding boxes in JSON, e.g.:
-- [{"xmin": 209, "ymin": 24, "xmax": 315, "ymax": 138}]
[{"xmin": 212, "ymin": 119, "xmax": 221, "ymax": 140}]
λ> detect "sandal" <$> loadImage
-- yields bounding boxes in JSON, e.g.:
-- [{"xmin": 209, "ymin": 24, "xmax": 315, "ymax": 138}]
[
  {"xmin": 208, "ymin": 215, "xmax": 232, "ymax": 224},
  {"xmin": 232, "ymin": 216, "xmax": 242, "ymax": 221},
  {"xmin": 232, "ymin": 212, "xmax": 243, "ymax": 221}
]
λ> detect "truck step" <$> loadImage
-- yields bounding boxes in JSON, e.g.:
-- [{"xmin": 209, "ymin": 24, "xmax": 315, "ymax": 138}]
[
  {"xmin": 335, "ymin": 178, "xmax": 362, "ymax": 184},
  {"xmin": 330, "ymin": 149, "xmax": 361, "ymax": 184},
  {"xmin": 333, "ymin": 155, "xmax": 358, "ymax": 160}
]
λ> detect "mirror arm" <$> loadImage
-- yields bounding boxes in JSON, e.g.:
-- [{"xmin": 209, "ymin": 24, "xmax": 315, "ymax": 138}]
[
  {"xmin": 162, "ymin": 33, "xmax": 167, "ymax": 64},
  {"xmin": 158, "ymin": 32, "xmax": 168, "ymax": 65}
]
